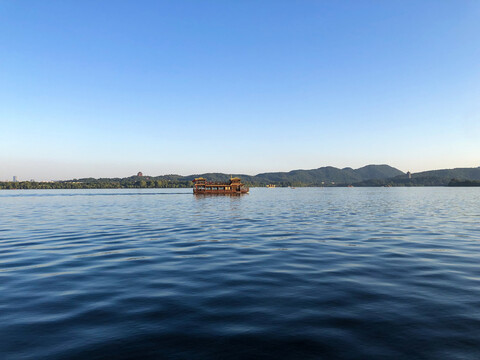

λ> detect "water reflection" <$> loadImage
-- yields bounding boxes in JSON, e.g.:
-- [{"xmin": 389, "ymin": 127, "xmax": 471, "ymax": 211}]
[{"xmin": 1, "ymin": 188, "xmax": 480, "ymax": 359}]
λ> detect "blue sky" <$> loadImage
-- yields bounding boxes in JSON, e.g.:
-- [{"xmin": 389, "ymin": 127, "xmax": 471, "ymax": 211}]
[{"xmin": 1, "ymin": 1, "xmax": 479, "ymax": 180}]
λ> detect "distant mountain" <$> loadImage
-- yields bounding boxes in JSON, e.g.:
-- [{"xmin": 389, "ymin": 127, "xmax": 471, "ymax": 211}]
[
  {"xmin": 176, "ymin": 173, "xmax": 254, "ymax": 183},
  {"xmin": 355, "ymin": 167, "xmax": 480, "ymax": 187},
  {"xmin": 354, "ymin": 164, "xmax": 405, "ymax": 180},
  {"xmin": 176, "ymin": 164, "xmax": 404, "ymax": 186},
  {"xmin": 414, "ymin": 167, "xmax": 480, "ymax": 181},
  {"xmin": 7, "ymin": 165, "xmax": 480, "ymax": 190}
]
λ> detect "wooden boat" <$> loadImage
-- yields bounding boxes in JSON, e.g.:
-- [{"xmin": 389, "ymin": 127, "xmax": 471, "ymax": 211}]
[
  {"xmin": 193, "ymin": 177, "xmax": 249, "ymax": 195},
  {"xmin": 266, "ymin": 184, "xmax": 276, "ymax": 188}
]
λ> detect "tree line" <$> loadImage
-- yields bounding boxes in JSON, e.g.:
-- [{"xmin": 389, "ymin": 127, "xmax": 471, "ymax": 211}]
[
  {"xmin": 2, "ymin": 175, "xmax": 479, "ymax": 190},
  {"xmin": 0, "ymin": 179, "xmax": 193, "ymax": 190}
]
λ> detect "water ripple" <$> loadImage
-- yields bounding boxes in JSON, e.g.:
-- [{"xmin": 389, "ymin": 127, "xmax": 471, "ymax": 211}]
[{"xmin": 1, "ymin": 188, "xmax": 480, "ymax": 359}]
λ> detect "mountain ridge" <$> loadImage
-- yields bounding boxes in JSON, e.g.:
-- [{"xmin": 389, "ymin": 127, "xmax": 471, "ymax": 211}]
[
  {"xmin": 175, "ymin": 164, "xmax": 404, "ymax": 186},
  {"xmin": 354, "ymin": 166, "xmax": 480, "ymax": 187},
  {"xmin": 4, "ymin": 165, "xmax": 480, "ymax": 189}
]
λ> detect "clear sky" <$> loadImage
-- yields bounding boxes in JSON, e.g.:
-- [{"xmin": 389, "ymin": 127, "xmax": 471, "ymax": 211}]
[{"xmin": 1, "ymin": 1, "xmax": 479, "ymax": 181}]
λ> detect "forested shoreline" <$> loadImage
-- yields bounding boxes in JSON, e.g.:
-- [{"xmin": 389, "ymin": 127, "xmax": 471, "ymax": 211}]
[
  {"xmin": 0, "ymin": 179, "xmax": 192, "ymax": 190},
  {"xmin": 2, "ymin": 165, "xmax": 480, "ymax": 189}
]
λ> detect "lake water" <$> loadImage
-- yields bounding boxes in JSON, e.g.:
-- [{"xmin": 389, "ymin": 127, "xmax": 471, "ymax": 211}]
[{"xmin": 1, "ymin": 187, "xmax": 480, "ymax": 359}]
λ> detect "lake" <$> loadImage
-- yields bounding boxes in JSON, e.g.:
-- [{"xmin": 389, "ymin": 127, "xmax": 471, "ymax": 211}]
[{"xmin": 1, "ymin": 187, "xmax": 480, "ymax": 359}]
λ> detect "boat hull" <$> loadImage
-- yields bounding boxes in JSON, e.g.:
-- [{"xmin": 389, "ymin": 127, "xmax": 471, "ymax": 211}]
[
  {"xmin": 192, "ymin": 177, "xmax": 248, "ymax": 195},
  {"xmin": 193, "ymin": 188, "xmax": 249, "ymax": 195}
]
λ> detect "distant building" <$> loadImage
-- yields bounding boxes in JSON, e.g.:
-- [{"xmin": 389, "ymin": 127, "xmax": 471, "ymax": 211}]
[
  {"xmin": 137, "ymin": 172, "xmax": 143, "ymax": 177},
  {"xmin": 407, "ymin": 171, "xmax": 412, "ymax": 179},
  {"xmin": 13, "ymin": 176, "xmax": 17, "ymax": 182}
]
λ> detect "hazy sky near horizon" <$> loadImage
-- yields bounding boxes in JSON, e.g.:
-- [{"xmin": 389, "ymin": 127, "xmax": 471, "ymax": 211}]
[{"xmin": 1, "ymin": 1, "xmax": 479, "ymax": 180}]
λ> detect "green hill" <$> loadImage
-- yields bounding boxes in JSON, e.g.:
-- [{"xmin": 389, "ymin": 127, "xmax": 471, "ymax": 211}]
[
  {"xmin": 180, "ymin": 164, "xmax": 403, "ymax": 186},
  {"xmin": 414, "ymin": 167, "xmax": 480, "ymax": 181},
  {"xmin": 8, "ymin": 165, "xmax": 480, "ymax": 189},
  {"xmin": 355, "ymin": 167, "xmax": 480, "ymax": 187}
]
